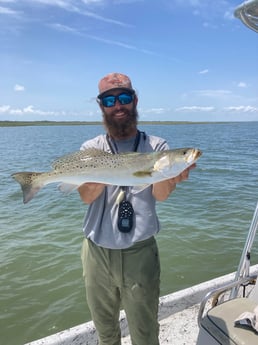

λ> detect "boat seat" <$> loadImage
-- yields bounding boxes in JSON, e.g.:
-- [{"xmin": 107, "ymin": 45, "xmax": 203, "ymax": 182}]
[
  {"xmin": 197, "ymin": 298, "xmax": 258, "ymax": 345},
  {"xmin": 197, "ymin": 200, "xmax": 258, "ymax": 344},
  {"xmin": 197, "ymin": 278, "xmax": 258, "ymax": 344}
]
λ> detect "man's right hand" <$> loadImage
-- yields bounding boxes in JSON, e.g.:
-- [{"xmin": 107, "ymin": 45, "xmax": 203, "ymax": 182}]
[{"xmin": 78, "ymin": 183, "xmax": 106, "ymax": 204}]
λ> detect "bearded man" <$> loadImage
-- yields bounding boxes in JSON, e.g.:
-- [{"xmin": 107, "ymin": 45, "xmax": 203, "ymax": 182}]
[{"xmin": 78, "ymin": 73, "xmax": 194, "ymax": 345}]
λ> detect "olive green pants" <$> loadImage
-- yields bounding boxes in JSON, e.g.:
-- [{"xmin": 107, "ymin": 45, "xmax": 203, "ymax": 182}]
[{"xmin": 81, "ymin": 237, "xmax": 160, "ymax": 345}]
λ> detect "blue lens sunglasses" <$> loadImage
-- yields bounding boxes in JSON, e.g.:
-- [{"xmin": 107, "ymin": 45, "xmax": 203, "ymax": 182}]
[{"xmin": 99, "ymin": 92, "xmax": 134, "ymax": 108}]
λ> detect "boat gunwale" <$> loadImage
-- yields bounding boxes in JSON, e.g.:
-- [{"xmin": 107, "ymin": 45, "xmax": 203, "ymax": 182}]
[{"xmin": 24, "ymin": 264, "xmax": 258, "ymax": 345}]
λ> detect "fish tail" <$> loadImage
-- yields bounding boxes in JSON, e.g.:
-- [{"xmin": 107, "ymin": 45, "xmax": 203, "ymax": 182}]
[{"xmin": 11, "ymin": 172, "xmax": 44, "ymax": 204}]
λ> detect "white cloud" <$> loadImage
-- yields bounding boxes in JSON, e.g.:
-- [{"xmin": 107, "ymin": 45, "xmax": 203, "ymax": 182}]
[
  {"xmin": 170, "ymin": 0, "xmax": 235, "ymax": 17},
  {"xmin": 0, "ymin": 105, "xmax": 11, "ymax": 113},
  {"xmin": 0, "ymin": 5, "xmax": 19, "ymax": 14},
  {"xmin": 20, "ymin": 0, "xmax": 132, "ymax": 27},
  {"xmin": 224, "ymin": 10, "xmax": 234, "ymax": 20},
  {"xmin": 0, "ymin": 0, "xmax": 16, "ymax": 3},
  {"xmin": 14, "ymin": 84, "xmax": 25, "ymax": 92},
  {"xmin": 0, "ymin": 104, "xmax": 59, "ymax": 116},
  {"xmin": 49, "ymin": 23, "xmax": 81, "ymax": 34},
  {"xmin": 23, "ymin": 105, "xmax": 34, "ymax": 113},
  {"xmin": 50, "ymin": 24, "xmax": 150, "ymax": 56},
  {"xmin": 199, "ymin": 69, "xmax": 209, "ymax": 74},
  {"xmin": 144, "ymin": 108, "xmax": 169, "ymax": 114},
  {"xmin": 85, "ymin": 33, "xmax": 156, "ymax": 55},
  {"xmin": 237, "ymin": 82, "xmax": 247, "ymax": 88},
  {"xmin": 79, "ymin": 10, "xmax": 132, "ymax": 27},
  {"xmin": 114, "ymin": 0, "xmax": 143, "ymax": 3},
  {"xmin": 175, "ymin": 106, "xmax": 215, "ymax": 112},
  {"xmin": 81, "ymin": 0, "xmax": 103, "ymax": 4},
  {"xmin": 193, "ymin": 89, "xmax": 232, "ymax": 97},
  {"xmin": 224, "ymin": 106, "xmax": 258, "ymax": 113},
  {"xmin": 28, "ymin": 0, "xmax": 75, "ymax": 10},
  {"xmin": 202, "ymin": 22, "xmax": 217, "ymax": 29}
]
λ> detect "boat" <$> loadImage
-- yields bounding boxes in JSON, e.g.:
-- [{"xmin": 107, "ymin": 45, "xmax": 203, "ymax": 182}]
[
  {"xmin": 24, "ymin": 1, "xmax": 258, "ymax": 344},
  {"xmin": 197, "ymin": 2, "xmax": 258, "ymax": 341},
  {"xmin": 25, "ymin": 202, "xmax": 258, "ymax": 345}
]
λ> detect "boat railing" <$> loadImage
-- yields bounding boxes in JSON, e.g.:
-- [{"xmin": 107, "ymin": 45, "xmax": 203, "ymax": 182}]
[
  {"xmin": 197, "ymin": 274, "xmax": 257, "ymax": 327},
  {"xmin": 230, "ymin": 201, "xmax": 258, "ymax": 298},
  {"xmin": 198, "ymin": 201, "xmax": 258, "ymax": 326}
]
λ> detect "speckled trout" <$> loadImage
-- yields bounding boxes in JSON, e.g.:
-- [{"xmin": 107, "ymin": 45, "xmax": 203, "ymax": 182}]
[{"xmin": 12, "ymin": 147, "xmax": 202, "ymax": 204}]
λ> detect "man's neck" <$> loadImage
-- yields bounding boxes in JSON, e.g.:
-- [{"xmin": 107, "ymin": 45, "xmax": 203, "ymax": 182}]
[{"xmin": 107, "ymin": 126, "xmax": 137, "ymax": 141}]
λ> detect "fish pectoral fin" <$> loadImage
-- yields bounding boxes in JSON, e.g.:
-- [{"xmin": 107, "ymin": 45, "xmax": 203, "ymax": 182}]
[
  {"xmin": 153, "ymin": 155, "xmax": 170, "ymax": 172},
  {"xmin": 58, "ymin": 183, "xmax": 78, "ymax": 194},
  {"xmin": 133, "ymin": 170, "xmax": 153, "ymax": 177}
]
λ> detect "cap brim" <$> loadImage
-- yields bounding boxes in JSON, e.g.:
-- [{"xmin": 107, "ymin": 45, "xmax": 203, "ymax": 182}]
[{"xmin": 97, "ymin": 87, "xmax": 135, "ymax": 99}]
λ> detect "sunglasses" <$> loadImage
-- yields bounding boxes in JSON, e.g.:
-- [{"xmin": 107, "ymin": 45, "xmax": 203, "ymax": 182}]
[{"xmin": 99, "ymin": 92, "xmax": 134, "ymax": 108}]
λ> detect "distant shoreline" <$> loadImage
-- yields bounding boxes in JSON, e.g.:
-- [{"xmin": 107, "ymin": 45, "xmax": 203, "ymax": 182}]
[{"xmin": 0, "ymin": 120, "xmax": 252, "ymax": 127}]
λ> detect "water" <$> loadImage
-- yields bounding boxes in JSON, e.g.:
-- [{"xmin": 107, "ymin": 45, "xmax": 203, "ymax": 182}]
[{"xmin": 1, "ymin": 122, "xmax": 258, "ymax": 344}]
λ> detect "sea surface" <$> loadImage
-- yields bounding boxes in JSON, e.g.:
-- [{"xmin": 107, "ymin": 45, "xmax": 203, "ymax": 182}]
[{"xmin": 1, "ymin": 122, "xmax": 258, "ymax": 345}]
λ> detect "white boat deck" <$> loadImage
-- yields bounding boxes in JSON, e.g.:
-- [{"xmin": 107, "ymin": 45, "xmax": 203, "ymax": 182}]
[
  {"xmin": 122, "ymin": 303, "xmax": 200, "ymax": 345},
  {"xmin": 25, "ymin": 265, "xmax": 258, "ymax": 345},
  {"xmin": 25, "ymin": 300, "xmax": 201, "ymax": 345}
]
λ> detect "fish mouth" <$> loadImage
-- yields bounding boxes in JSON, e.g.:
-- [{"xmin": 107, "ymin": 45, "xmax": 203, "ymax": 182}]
[
  {"xmin": 194, "ymin": 148, "xmax": 202, "ymax": 159},
  {"xmin": 186, "ymin": 148, "xmax": 202, "ymax": 163}
]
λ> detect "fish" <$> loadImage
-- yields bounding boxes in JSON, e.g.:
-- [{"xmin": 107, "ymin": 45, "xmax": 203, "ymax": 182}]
[{"xmin": 12, "ymin": 147, "xmax": 202, "ymax": 204}]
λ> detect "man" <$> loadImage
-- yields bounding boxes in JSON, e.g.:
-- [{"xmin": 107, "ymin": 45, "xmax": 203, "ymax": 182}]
[{"xmin": 78, "ymin": 73, "xmax": 195, "ymax": 345}]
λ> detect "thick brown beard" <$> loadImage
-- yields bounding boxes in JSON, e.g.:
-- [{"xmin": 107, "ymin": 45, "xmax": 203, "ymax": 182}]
[{"xmin": 102, "ymin": 106, "xmax": 139, "ymax": 139}]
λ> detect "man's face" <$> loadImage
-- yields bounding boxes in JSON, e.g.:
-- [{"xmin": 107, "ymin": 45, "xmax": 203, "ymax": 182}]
[{"xmin": 100, "ymin": 89, "xmax": 138, "ymax": 138}]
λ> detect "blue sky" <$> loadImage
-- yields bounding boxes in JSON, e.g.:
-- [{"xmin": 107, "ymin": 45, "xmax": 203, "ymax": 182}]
[{"xmin": 0, "ymin": 0, "xmax": 257, "ymax": 122}]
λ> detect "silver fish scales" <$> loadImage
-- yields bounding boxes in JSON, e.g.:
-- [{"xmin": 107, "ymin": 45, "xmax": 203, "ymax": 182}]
[{"xmin": 12, "ymin": 147, "xmax": 202, "ymax": 204}]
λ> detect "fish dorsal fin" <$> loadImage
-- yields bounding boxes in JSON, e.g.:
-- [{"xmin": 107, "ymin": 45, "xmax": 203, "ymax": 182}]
[{"xmin": 51, "ymin": 148, "xmax": 111, "ymax": 169}]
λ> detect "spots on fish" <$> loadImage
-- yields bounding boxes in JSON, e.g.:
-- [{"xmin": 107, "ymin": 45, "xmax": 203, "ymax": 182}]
[{"xmin": 12, "ymin": 147, "xmax": 202, "ymax": 203}]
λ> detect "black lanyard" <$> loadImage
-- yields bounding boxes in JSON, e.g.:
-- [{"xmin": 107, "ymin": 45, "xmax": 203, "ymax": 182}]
[
  {"xmin": 105, "ymin": 131, "xmax": 147, "ymax": 233},
  {"xmin": 106, "ymin": 130, "xmax": 144, "ymax": 154},
  {"xmin": 106, "ymin": 130, "xmax": 146, "ymax": 196}
]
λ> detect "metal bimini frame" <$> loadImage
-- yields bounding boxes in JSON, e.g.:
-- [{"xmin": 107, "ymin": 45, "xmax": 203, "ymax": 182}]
[
  {"xmin": 198, "ymin": 202, "xmax": 258, "ymax": 326},
  {"xmin": 197, "ymin": 0, "xmax": 258, "ymax": 327},
  {"xmin": 230, "ymin": 201, "xmax": 258, "ymax": 298},
  {"xmin": 232, "ymin": 1, "xmax": 258, "ymax": 295},
  {"xmin": 234, "ymin": 0, "xmax": 258, "ymax": 33}
]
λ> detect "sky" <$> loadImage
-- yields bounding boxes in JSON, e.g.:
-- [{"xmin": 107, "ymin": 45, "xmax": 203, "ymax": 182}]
[{"xmin": 0, "ymin": 0, "xmax": 257, "ymax": 122}]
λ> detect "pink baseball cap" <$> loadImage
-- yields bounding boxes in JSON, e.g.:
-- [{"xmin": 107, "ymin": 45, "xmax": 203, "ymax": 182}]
[{"xmin": 97, "ymin": 72, "xmax": 135, "ymax": 98}]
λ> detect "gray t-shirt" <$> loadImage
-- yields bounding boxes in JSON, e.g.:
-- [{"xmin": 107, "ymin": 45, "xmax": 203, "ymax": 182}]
[{"xmin": 80, "ymin": 131, "xmax": 169, "ymax": 249}]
